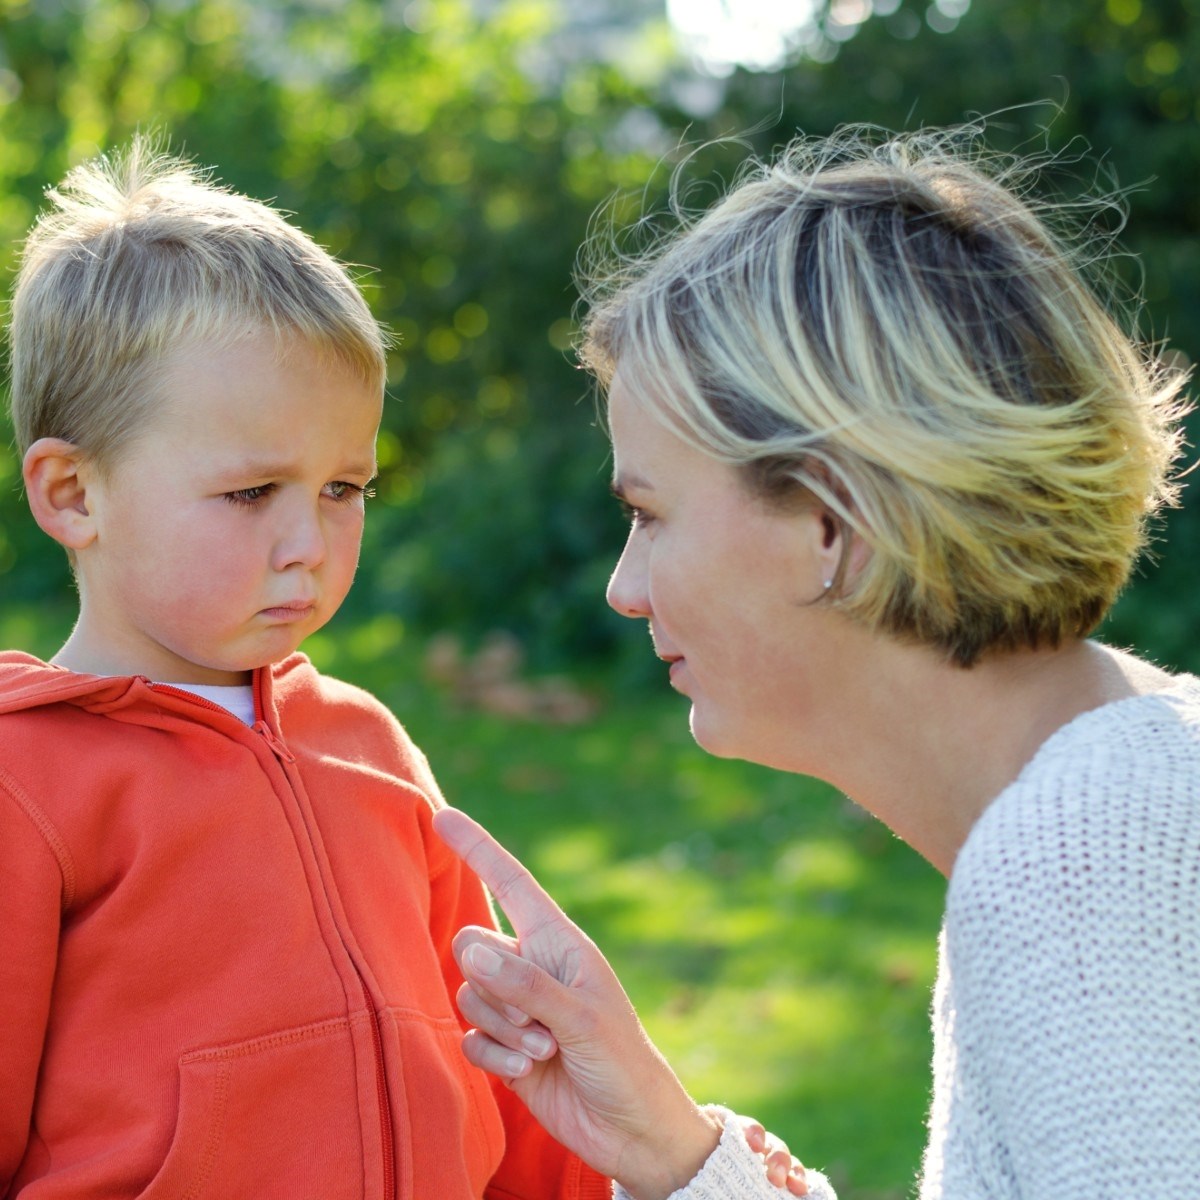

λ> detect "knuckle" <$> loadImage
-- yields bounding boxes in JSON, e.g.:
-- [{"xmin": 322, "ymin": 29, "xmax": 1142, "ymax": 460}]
[
  {"xmin": 486, "ymin": 861, "xmax": 529, "ymax": 906},
  {"xmin": 460, "ymin": 1028, "xmax": 489, "ymax": 1069}
]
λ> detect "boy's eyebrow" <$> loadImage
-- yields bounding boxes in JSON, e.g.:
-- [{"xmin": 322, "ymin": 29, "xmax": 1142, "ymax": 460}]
[{"xmin": 220, "ymin": 457, "xmax": 379, "ymax": 480}]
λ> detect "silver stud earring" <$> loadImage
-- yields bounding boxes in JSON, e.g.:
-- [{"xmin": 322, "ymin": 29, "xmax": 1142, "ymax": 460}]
[{"xmin": 823, "ymin": 578, "xmax": 833, "ymax": 590}]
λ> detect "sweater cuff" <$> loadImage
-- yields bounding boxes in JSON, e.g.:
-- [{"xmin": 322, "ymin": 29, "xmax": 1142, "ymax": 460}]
[{"xmin": 611, "ymin": 1107, "xmax": 837, "ymax": 1200}]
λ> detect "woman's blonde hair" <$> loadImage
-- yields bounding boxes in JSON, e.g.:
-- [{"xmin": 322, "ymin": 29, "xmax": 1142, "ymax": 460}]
[
  {"xmin": 579, "ymin": 124, "xmax": 1191, "ymax": 667},
  {"xmin": 9, "ymin": 135, "xmax": 388, "ymax": 470}
]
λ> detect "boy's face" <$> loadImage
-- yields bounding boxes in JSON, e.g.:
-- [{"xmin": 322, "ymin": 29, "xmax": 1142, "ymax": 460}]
[{"xmin": 65, "ymin": 330, "xmax": 382, "ymax": 685}]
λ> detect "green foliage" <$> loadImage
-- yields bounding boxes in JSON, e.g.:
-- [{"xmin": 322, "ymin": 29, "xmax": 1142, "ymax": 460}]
[
  {"xmin": 1, "ymin": 0, "xmax": 1196, "ymax": 671},
  {"xmin": 0, "ymin": 0, "xmax": 675, "ymax": 671},
  {"xmin": 308, "ymin": 625, "xmax": 945, "ymax": 1199},
  {"xmin": 0, "ymin": 6, "xmax": 1196, "ymax": 1193},
  {"xmin": 1, "ymin": 0, "xmax": 1195, "ymax": 674}
]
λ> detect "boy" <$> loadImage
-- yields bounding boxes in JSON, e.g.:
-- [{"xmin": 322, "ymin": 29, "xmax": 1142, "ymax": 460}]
[{"xmin": 0, "ymin": 140, "xmax": 608, "ymax": 1200}]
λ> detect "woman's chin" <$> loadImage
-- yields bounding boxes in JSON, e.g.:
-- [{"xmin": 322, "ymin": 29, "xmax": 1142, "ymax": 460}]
[{"xmin": 687, "ymin": 707, "xmax": 741, "ymax": 760}]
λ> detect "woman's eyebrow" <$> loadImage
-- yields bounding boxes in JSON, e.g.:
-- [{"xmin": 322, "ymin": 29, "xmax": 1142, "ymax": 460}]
[{"xmin": 610, "ymin": 473, "xmax": 653, "ymax": 499}]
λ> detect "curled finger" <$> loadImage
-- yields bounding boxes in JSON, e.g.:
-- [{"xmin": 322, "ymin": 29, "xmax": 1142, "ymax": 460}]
[
  {"xmin": 454, "ymin": 932, "xmax": 577, "ymax": 1036},
  {"xmin": 460, "ymin": 1026, "xmax": 536, "ymax": 1083},
  {"xmin": 731, "ymin": 1114, "xmax": 807, "ymax": 1196},
  {"xmin": 460, "ymin": 942, "xmax": 535, "ymax": 1027},
  {"xmin": 456, "ymin": 980, "xmax": 558, "ymax": 1062}
]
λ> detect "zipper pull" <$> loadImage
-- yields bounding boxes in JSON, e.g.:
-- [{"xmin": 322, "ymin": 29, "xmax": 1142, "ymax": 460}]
[{"xmin": 252, "ymin": 720, "xmax": 296, "ymax": 764}]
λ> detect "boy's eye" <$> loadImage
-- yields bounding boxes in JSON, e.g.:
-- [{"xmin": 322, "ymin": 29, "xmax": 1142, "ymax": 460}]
[
  {"xmin": 225, "ymin": 484, "xmax": 275, "ymax": 507},
  {"xmin": 323, "ymin": 480, "xmax": 377, "ymax": 502}
]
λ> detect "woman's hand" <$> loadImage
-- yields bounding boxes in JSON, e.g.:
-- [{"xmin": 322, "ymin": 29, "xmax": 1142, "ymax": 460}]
[
  {"xmin": 741, "ymin": 1117, "xmax": 810, "ymax": 1196},
  {"xmin": 433, "ymin": 806, "xmax": 727, "ymax": 1199}
]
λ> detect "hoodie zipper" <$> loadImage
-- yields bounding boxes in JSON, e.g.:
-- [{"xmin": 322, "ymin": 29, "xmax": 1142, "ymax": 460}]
[
  {"xmin": 253, "ymin": 717, "xmax": 396, "ymax": 1200},
  {"xmin": 363, "ymin": 976, "xmax": 396, "ymax": 1199},
  {"xmin": 151, "ymin": 681, "xmax": 396, "ymax": 1199},
  {"xmin": 251, "ymin": 718, "xmax": 297, "ymax": 764}
]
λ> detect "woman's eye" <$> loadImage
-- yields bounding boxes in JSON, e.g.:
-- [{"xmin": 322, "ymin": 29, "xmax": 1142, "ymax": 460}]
[
  {"xmin": 225, "ymin": 484, "xmax": 275, "ymax": 507},
  {"xmin": 618, "ymin": 500, "xmax": 653, "ymax": 528}
]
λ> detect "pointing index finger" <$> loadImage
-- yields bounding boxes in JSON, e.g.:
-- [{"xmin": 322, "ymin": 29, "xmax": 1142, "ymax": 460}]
[{"xmin": 433, "ymin": 807, "xmax": 563, "ymax": 936}]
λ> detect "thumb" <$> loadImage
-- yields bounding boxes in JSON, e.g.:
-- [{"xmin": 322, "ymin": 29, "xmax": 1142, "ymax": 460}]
[{"xmin": 459, "ymin": 937, "xmax": 591, "ymax": 1039}]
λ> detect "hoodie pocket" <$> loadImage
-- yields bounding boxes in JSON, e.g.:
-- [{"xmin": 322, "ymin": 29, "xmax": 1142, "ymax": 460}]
[
  {"xmin": 386, "ymin": 1010, "xmax": 506, "ymax": 1197},
  {"xmin": 137, "ymin": 1016, "xmax": 369, "ymax": 1200}
]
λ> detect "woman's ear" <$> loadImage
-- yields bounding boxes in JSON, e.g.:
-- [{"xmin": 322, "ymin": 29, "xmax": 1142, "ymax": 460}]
[
  {"xmin": 814, "ymin": 505, "xmax": 870, "ymax": 591},
  {"xmin": 23, "ymin": 438, "xmax": 99, "ymax": 551},
  {"xmin": 792, "ymin": 462, "xmax": 869, "ymax": 592}
]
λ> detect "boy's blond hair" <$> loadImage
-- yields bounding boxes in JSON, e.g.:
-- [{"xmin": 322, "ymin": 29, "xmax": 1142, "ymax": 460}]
[
  {"xmin": 8, "ymin": 136, "xmax": 387, "ymax": 470},
  {"xmin": 580, "ymin": 125, "xmax": 1191, "ymax": 667}
]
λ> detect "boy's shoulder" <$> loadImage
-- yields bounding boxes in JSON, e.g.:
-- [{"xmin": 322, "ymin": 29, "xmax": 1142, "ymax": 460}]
[
  {"xmin": 270, "ymin": 653, "xmax": 442, "ymax": 799},
  {"xmin": 271, "ymin": 652, "xmax": 391, "ymax": 716}
]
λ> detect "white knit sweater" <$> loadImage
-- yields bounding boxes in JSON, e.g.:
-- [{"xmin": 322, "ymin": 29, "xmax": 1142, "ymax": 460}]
[{"xmin": 617, "ymin": 674, "xmax": 1200, "ymax": 1200}]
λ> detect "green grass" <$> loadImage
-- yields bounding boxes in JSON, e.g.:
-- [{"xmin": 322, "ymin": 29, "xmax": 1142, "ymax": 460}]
[
  {"xmin": 8, "ymin": 606, "xmax": 944, "ymax": 1198},
  {"xmin": 311, "ymin": 615, "xmax": 946, "ymax": 1200}
]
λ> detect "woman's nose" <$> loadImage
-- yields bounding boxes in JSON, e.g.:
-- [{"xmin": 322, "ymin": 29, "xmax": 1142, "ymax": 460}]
[{"xmin": 606, "ymin": 534, "xmax": 650, "ymax": 619}]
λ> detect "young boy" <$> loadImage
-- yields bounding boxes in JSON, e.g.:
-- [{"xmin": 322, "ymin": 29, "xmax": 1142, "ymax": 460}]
[{"xmin": 0, "ymin": 140, "xmax": 608, "ymax": 1200}]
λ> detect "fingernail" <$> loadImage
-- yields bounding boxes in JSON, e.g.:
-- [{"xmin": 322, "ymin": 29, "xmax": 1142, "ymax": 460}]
[
  {"xmin": 504, "ymin": 1004, "xmax": 531, "ymax": 1027},
  {"xmin": 505, "ymin": 1053, "xmax": 528, "ymax": 1077},
  {"xmin": 466, "ymin": 944, "xmax": 502, "ymax": 977},
  {"xmin": 522, "ymin": 1032, "xmax": 553, "ymax": 1058}
]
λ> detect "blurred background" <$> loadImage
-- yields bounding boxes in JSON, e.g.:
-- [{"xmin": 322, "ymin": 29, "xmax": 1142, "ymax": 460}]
[{"xmin": 1, "ymin": 2, "xmax": 1196, "ymax": 1195}]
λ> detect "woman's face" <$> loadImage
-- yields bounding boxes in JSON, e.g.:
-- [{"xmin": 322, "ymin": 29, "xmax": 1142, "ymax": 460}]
[{"xmin": 606, "ymin": 370, "xmax": 845, "ymax": 768}]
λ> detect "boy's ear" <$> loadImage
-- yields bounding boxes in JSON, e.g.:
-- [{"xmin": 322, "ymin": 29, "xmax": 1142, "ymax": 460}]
[{"xmin": 23, "ymin": 438, "xmax": 99, "ymax": 550}]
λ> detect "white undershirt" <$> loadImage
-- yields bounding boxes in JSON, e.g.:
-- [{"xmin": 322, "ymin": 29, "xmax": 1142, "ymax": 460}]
[{"xmin": 158, "ymin": 682, "xmax": 256, "ymax": 726}]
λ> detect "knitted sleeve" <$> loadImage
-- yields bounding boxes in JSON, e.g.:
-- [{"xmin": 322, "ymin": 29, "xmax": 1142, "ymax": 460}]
[
  {"xmin": 611, "ymin": 1108, "xmax": 838, "ymax": 1200},
  {"xmin": 932, "ymin": 693, "xmax": 1200, "ymax": 1197}
]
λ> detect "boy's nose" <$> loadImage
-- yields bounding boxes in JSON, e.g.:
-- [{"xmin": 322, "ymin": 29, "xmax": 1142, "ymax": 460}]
[
  {"xmin": 605, "ymin": 535, "xmax": 650, "ymax": 620},
  {"xmin": 272, "ymin": 508, "xmax": 327, "ymax": 572}
]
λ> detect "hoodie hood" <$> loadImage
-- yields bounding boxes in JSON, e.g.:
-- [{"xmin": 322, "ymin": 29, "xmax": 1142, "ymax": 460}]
[
  {"xmin": 0, "ymin": 650, "xmax": 284, "ymax": 726},
  {"xmin": 0, "ymin": 652, "xmax": 150, "ymax": 716}
]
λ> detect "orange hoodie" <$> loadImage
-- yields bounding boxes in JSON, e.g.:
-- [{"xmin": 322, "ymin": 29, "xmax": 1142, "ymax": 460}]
[{"xmin": 0, "ymin": 650, "xmax": 609, "ymax": 1200}]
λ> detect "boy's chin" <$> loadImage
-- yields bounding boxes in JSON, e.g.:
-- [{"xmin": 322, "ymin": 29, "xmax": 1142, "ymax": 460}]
[{"xmin": 133, "ymin": 625, "xmax": 323, "ymax": 684}]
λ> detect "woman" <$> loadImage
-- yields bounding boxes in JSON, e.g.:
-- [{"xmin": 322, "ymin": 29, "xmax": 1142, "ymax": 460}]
[{"xmin": 435, "ymin": 125, "xmax": 1199, "ymax": 1200}]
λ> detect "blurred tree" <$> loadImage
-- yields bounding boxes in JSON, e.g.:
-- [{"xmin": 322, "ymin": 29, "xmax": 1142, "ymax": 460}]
[
  {"xmin": 0, "ymin": 0, "xmax": 671, "ymax": 666},
  {"xmin": 0, "ymin": 0, "xmax": 1195, "ymax": 671}
]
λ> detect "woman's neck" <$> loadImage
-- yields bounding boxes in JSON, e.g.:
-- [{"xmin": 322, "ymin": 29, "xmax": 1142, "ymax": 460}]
[{"xmin": 810, "ymin": 638, "xmax": 1173, "ymax": 877}]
